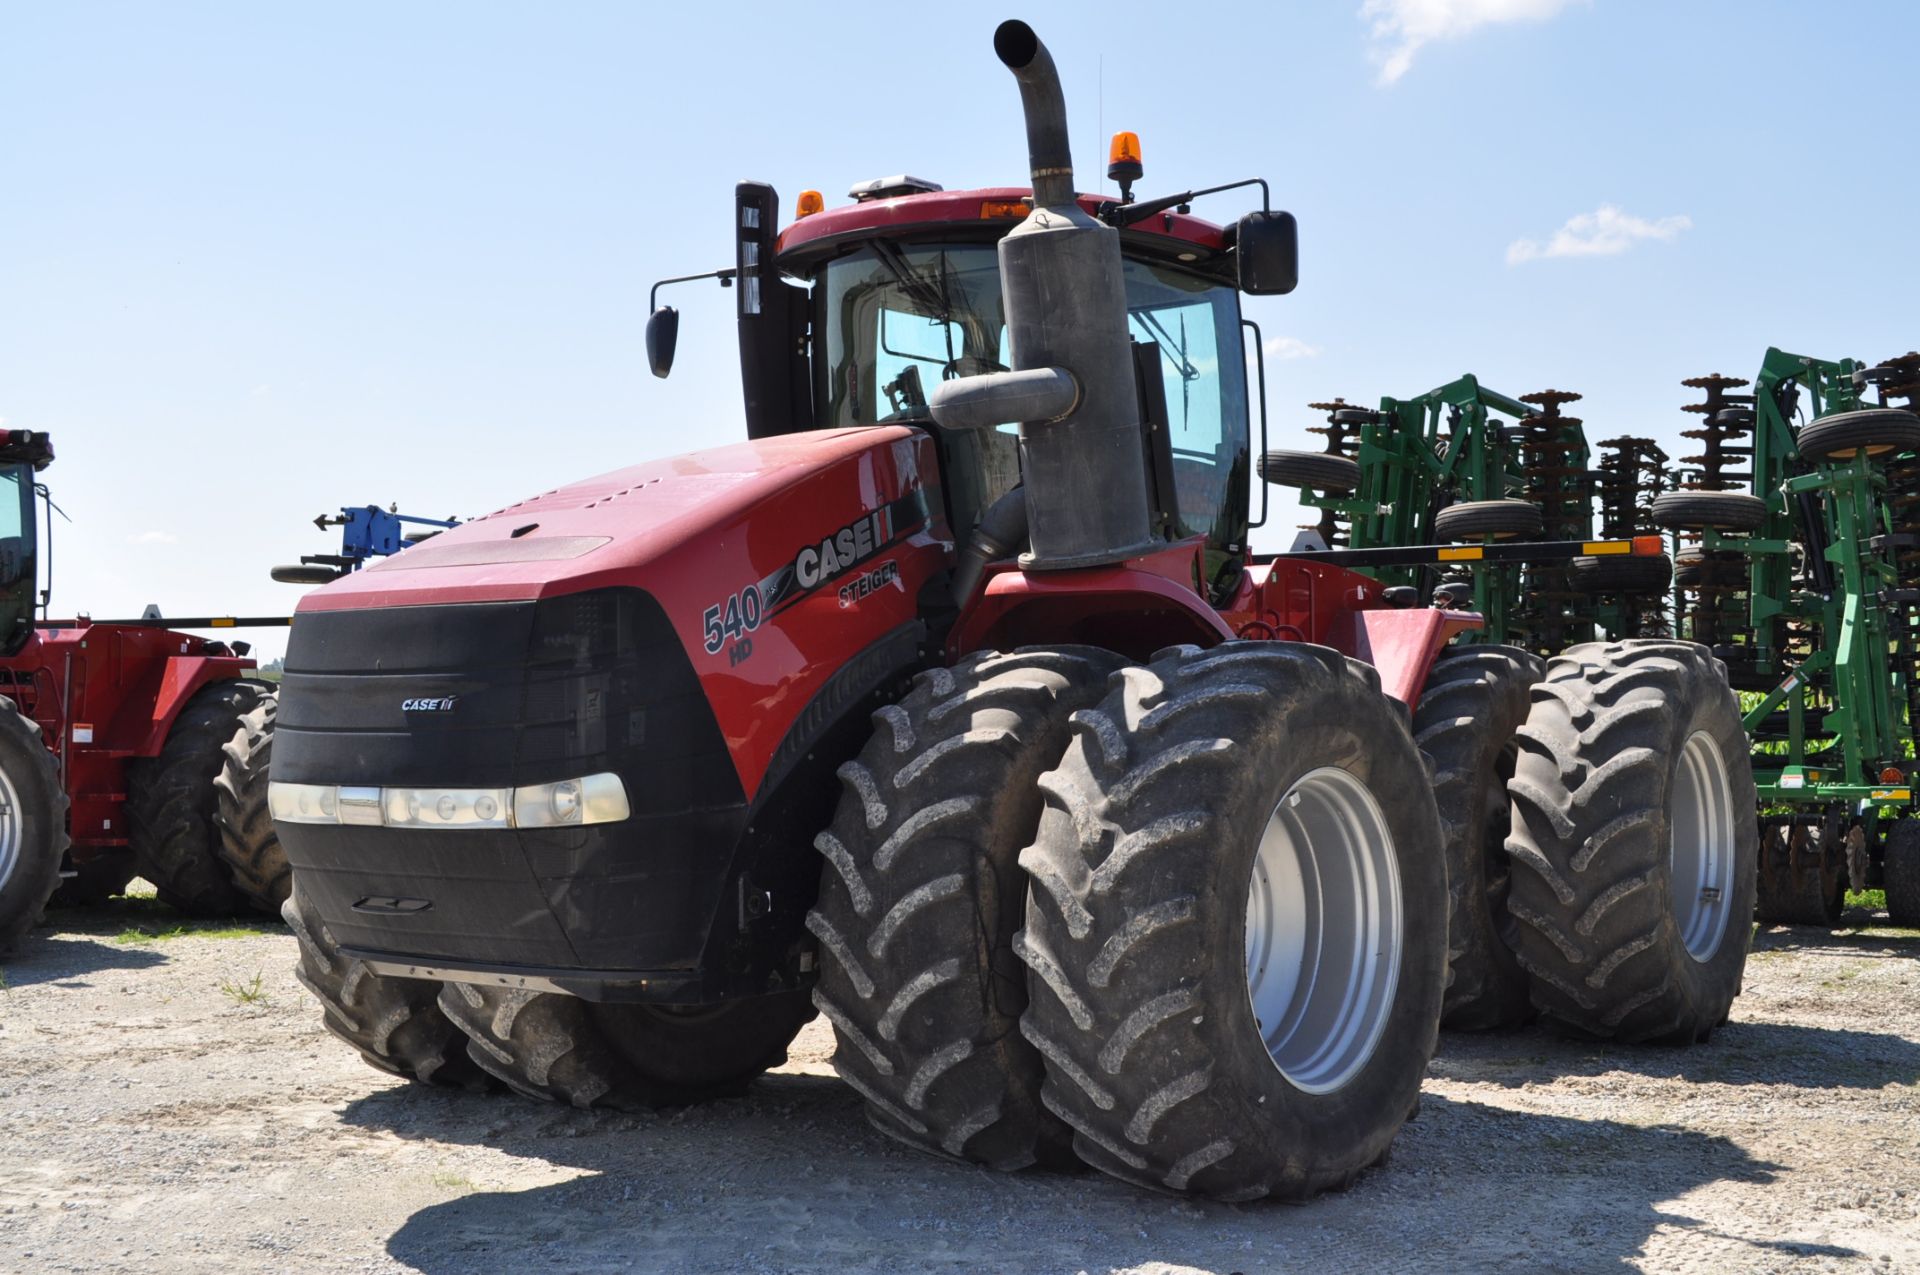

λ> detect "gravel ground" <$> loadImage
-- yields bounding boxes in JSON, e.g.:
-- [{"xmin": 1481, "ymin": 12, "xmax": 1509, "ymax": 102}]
[{"xmin": 3, "ymin": 895, "xmax": 1918, "ymax": 1275}]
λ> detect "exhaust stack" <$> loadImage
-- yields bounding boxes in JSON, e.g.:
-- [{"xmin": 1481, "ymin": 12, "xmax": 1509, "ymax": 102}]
[{"xmin": 931, "ymin": 20, "xmax": 1157, "ymax": 571}]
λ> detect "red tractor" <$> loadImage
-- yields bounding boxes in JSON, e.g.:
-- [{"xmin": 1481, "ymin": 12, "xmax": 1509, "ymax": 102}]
[
  {"xmin": 0, "ymin": 432, "xmax": 283, "ymax": 953},
  {"xmin": 269, "ymin": 22, "xmax": 1757, "ymax": 1200}
]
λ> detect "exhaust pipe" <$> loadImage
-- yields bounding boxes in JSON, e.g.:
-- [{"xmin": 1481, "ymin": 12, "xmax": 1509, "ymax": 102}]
[
  {"xmin": 930, "ymin": 20, "xmax": 1157, "ymax": 572},
  {"xmin": 993, "ymin": 20, "xmax": 1074, "ymax": 209}
]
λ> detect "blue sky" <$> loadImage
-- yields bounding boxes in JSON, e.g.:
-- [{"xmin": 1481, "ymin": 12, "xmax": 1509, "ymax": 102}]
[{"xmin": 4, "ymin": 1, "xmax": 1915, "ymax": 660}]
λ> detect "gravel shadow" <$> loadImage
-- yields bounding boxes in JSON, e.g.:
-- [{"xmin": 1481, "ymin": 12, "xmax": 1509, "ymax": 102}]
[
  {"xmin": 0, "ymin": 932, "xmax": 167, "ymax": 986},
  {"xmin": 342, "ymin": 1075, "xmax": 1793, "ymax": 1273},
  {"xmin": 1433, "ymin": 1015, "xmax": 1920, "ymax": 1091}
]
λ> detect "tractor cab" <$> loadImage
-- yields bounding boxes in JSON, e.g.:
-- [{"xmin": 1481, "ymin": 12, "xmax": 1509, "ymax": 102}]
[
  {"xmin": 0, "ymin": 431, "xmax": 53, "ymax": 657},
  {"xmin": 649, "ymin": 174, "xmax": 1296, "ymax": 602}
]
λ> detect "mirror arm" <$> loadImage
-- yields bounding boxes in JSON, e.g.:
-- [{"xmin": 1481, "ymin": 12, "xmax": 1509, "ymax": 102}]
[
  {"xmin": 1242, "ymin": 319, "xmax": 1269, "ymax": 530},
  {"xmin": 648, "ymin": 267, "xmax": 738, "ymax": 313},
  {"xmin": 1104, "ymin": 177, "xmax": 1270, "ymax": 228}
]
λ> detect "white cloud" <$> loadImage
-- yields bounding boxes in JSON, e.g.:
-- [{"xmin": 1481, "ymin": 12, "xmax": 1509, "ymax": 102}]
[
  {"xmin": 1362, "ymin": 0, "xmax": 1584, "ymax": 85},
  {"xmin": 126, "ymin": 530, "xmax": 178, "ymax": 545},
  {"xmin": 1506, "ymin": 205, "xmax": 1692, "ymax": 265},
  {"xmin": 1263, "ymin": 336, "xmax": 1322, "ymax": 360}
]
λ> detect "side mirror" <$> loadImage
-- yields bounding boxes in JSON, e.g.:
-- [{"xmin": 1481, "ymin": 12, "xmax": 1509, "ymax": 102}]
[
  {"xmin": 645, "ymin": 306, "xmax": 680, "ymax": 379},
  {"xmin": 1236, "ymin": 210, "xmax": 1298, "ymax": 296}
]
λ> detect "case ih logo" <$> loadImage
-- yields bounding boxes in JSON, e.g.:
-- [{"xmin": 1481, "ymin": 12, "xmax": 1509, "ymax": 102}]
[
  {"xmin": 701, "ymin": 489, "xmax": 928, "ymax": 658},
  {"xmin": 401, "ymin": 696, "xmax": 459, "ymax": 712}
]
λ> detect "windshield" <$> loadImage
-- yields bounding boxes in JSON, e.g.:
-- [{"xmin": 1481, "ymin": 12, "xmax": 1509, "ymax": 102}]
[{"xmin": 817, "ymin": 241, "xmax": 1250, "ymax": 558}]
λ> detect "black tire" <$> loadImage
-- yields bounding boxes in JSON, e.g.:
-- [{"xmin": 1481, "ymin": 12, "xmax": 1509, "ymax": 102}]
[
  {"xmin": 808, "ymin": 646, "xmax": 1126, "ymax": 1170},
  {"xmin": 1886, "ymin": 820, "xmax": 1920, "ymax": 927},
  {"xmin": 48, "ymin": 851, "xmax": 137, "ymax": 907},
  {"xmin": 0, "ymin": 697, "xmax": 66, "ymax": 955},
  {"xmin": 1650, "ymin": 491, "xmax": 1767, "ymax": 533},
  {"xmin": 1753, "ymin": 819, "xmax": 1846, "ymax": 927},
  {"xmin": 1415, "ymin": 646, "xmax": 1545, "ymax": 1031},
  {"xmin": 1505, "ymin": 641, "xmax": 1758, "ymax": 1043},
  {"xmin": 214, "ymin": 696, "xmax": 288, "ymax": 914},
  {"xmin": 1434, "ymin": 500, "xmax": 1542, "ymax": 542},
  {"xmin": 1258, "ymin": 450, "xmax": 1361, "ymax": 494},
  {"xmin": 127, "ymin": 679, "xmax": 272, "ymax": 916},
  {"xmin": 1569, "ymin": 554, "xmax": 1674, "ymax": 595},
  {"xmin": 1018, "ymin": 642, "xmax": 1447, "ymax": 1201},
  {"xmin": 438, "ymin": 983, "xmax": 814, "ymax": 1109},
  {"xmin": 1796, "ymin": 408, "xmax": 1920, "ymax": 460},
  {"xmin": 1673, "ymin": 549, "xmax": 1745, "ymax": 589},
  {"xmin": 283, "ymin": 886, "xmax": 489, "ymax": 1088}
]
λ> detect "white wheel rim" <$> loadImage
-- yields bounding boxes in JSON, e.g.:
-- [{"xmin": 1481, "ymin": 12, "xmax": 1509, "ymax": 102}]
[
  {"xmin": 1671, "ymin": 729, "xmax": 1736, "ymax": 961},
  {"xmin": 0, "ymin": 761, "xmax": 22, "ymax": 892},
  {"xmin": 1243, "ymin": 766, "xmax": 1403, "ymax": 1095}
]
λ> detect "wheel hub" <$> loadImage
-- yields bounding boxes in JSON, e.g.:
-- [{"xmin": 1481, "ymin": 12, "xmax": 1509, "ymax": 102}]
[{"xmin": 1671, "ymin": 730, "xmax": 1736, "ymax": 961}]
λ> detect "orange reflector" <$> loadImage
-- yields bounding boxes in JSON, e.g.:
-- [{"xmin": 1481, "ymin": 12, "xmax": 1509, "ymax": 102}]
[
  {"xmin": 979, "ymin": 199, "xmax": 1026, "ymax": 219},
  {"xmin": 1631, "ymin": 535, "xmax": 1665, "ymax": 556},
  {"xmin": 1582, "ymin": 541, "xmax": 1631, "ymax": 556},
  {"xmin": 212, "ymin": 618, "xmax": 235, "ymax": 627},
  {"xmin": 795, "ymin": 190, "xmax": 825, "ymax": 219},
  {"xmin": 1873, "ymin": 788, "xmax": 1912, "ymax": 801},
  {"xmin": 1437, "ymin": 546, "xmax": 1483, "ymax": 562},
  {"xmin": 1883, "ymin": 766, "xmax": 1908, "ymax": 783}
]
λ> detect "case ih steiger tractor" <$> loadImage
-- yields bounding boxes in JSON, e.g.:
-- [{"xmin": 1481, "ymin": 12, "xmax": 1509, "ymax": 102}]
[
  {"xmin": 0, "ymin": 432, "xmax": 283, "ymax": 953},
  {"xmin": 272, "ymin": 22, "xmax": 1756, "ymax": 1200}
]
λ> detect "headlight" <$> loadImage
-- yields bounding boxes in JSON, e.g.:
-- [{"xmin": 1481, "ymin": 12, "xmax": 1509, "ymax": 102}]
[{"xmin": 269, "ymin": 773, "xmax": 631, "ymax": 830}]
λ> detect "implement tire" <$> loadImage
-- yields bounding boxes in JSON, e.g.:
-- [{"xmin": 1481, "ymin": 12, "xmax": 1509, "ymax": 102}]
[
  {"xmin": 1434, "ymin": 500, "xmax": 1542, "ymax": 541},
  {"xmin": 284, "ymin": 886, "xmax": 489, "ymax": 1088},
  {"xmin": 1651, "ymin": 491, "xmax": 1766, "ymax": 533},
  {"xmin": 214, "ymin": 696, "xmax": 289, "ymax": 914},
  {"xmin": 0, "ymin": 697, "xmax": 66, "ymax": 955},
  {"xmin": 438, "ymin": 984, "xmax": 814, "ymax": 1109},
  {"xmin": 1886, "ymin": 820, "xmax": 1920, "ymax": 927},
  {"xmin": 808, "ymin": 646, "xmax": 1126, "ymax": 1170},
  {"xmin": 1569, "ymin": 554, "xmax": 1674, "ymax": 595},
  {"xmin": 1257, "ymin": 450, "xmax": 1361, "ymax": 494},
  {"xmin": 1797, "ymin": 408, "xmax": 1920, "ymax": 461},
  {"xmin": 1754, "ymin": 819, "xmax": 1846, "ymax": 928},
  {"xmin": 128, "ymin": 679, "xmax": 272, "ymax": 916},
  {"xmin": 1505, "ymin": 640, "xmax": 1757, "ymax": 1043},
  {"xmin": 1414, "ymin": 646, "xmax": 1545, "ymax": 1031},
  {"xmin": 1018, "ymin": 642, "xmax": 1446, "ymax": 1201}
]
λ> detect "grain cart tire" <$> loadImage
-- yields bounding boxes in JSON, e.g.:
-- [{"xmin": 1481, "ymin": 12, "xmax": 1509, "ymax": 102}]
[
  {"xmin": 808, "ymin": 646, "xmax": 1127, "ymax": 1171},
  {"xmin": 438, "ymin": 984, "xmax": 814, "ymax": 1109},
  {"xmin": 1434, "ymin": 500, "xmax": 1542, "ymax": 541},
  {"xmin": 1017, "ymin": 642, "xmax": 1447, "ymax": 1201},
  {"xmin": 213, "ymin": 696, "xmax": 289, "ymax": 913},
  {"xmin": 1754, "ymin": 818, "xmax": 1846, "ymax": 927},
  {"xmin": 1257, "ymin": 450, "xmax": 1361, "ymax": 493},
  {"xmin": 1885, "ymin": 820, "xmax": 1920, "ymax": 927},
  {"xmin": 1505, "ymin": 641, "xmax": 1758, "ymax": 1042},
  {"xmin": 1796, "ymin": 408, "xmax": 1920, "ymax": 460},
  {"xmin": 1650, "ymin": 491, "xmax": 1767, "ymax": 533},
  {"xmin": 0, "ymin": 697, "xmax": 67, "ymax": 955},
  {"xmin": 283, "ymin": 886, "xmax": 490, "ymax": 1088},
  {"xmin": 1414, "ymin": 646, "xmax": 1546, "ymax": 1031},
  {"xmin": 48, "ymin": 851, "xmax": 137, "ymax": 907},
  {"xmin": 127, "ymin": 678, "xmax": 272, "ymax": 916},
  {"xmin": 1569, "ymin": 554, "xmax": 1674, "ymax": 595}
]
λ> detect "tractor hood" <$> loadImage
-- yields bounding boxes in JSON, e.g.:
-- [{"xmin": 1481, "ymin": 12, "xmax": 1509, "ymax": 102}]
[{"xmin": 298, "ymin": 426, "xmax": 937, "ymax": 614}]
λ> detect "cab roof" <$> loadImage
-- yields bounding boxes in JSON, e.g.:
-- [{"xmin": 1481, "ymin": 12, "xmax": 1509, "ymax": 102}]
[{"xmin": 775, "ymin": 186, "xmax": 1231, "ymax": 271}]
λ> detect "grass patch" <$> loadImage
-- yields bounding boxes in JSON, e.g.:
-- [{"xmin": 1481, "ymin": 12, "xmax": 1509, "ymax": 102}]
[
  {"xmin": 0, "ymin": 968, "xmax": 8, "ymax": 990},
  {"xmin": 115, "ymin": 919, "xmax": 275, "ymax": 945},
  {"xmin": 219, "ymin": 971, "xmax": 268, "ymax": 1005},
  {"xmin": 430, "ymin": 1172, "xmax": 476, "ymax": 1192}
]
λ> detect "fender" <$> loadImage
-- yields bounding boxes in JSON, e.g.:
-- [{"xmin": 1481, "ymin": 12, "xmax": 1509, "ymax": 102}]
[{"xmin": 948, "ymin": 539, "xmax": 1233, "ymax": 662}]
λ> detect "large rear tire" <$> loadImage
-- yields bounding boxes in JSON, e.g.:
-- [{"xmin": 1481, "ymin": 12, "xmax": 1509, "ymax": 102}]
[
  {"xmin": 214, "ymin": 696, "xmax": 289, "ymax": 914},
  {"xmin": 283, "ymin": 885, "xmax": 489, "ymax": 1088},
  {"xmin": 1504, "ymin": 641, "xmax": 1758, "ymax": 1042},
  {"xmin": 1413, "ymin": 645, "xmax": 1545, "ymax": 1031},
  {"xmin": 438, "ymin": 984, "xmax": 814, "ymax": 1109},
  {"xmin": 1017, "ymin": 642, "xmax": 1447, "ymax": 1201},
  {"xmin": 128, "ymin": 679, "xmax": 272, "ymax": 916},
  {"xmin": 0, "ymin": 697, "xmax": 66, "ymax": 955},
  {"xmin": 807, "ymin": 646, "xmax": 1126, "ymax": 1171}
]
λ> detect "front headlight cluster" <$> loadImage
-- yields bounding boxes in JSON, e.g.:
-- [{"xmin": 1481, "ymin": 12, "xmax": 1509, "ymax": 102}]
[{"xmin": 269, "ymin": 773, "xmax": 631, "ymax": 830}]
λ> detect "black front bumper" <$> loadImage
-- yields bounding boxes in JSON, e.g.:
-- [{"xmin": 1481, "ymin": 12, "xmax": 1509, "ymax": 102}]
[{"xmin": 275, "ymin": 589, "xmax": 755, "ymax": 990}]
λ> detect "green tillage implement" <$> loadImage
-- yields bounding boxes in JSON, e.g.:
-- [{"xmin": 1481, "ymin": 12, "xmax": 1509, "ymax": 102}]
[{"xmin": 1658, "ymin": 347, "xmax": 1919, "ymax": 923}]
